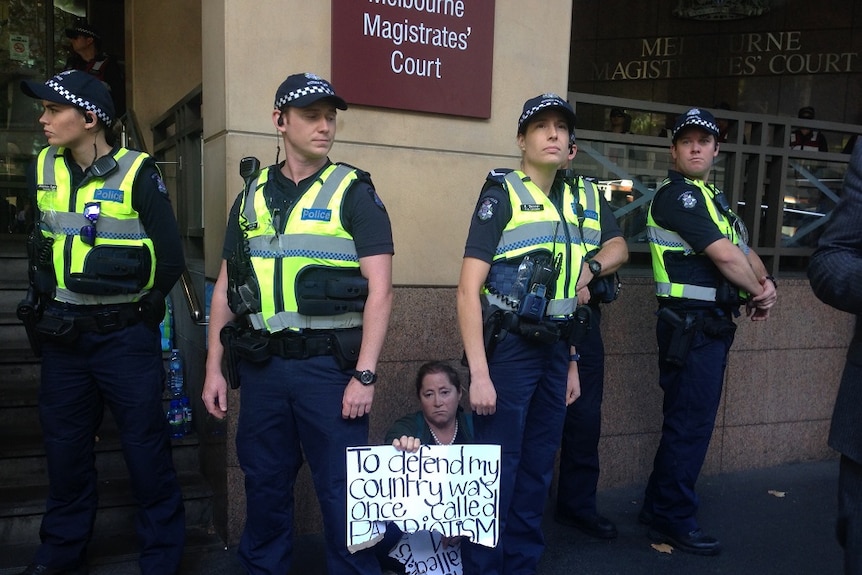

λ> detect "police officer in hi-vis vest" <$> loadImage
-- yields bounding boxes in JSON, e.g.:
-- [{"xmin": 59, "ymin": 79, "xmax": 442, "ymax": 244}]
[
  {"xmin": 554, "ymin": 131, "xmax": 629, "ymax": 540},
  {"xmin": 19, "ymin": 70, "xmax": 186, "ymax": 575},
  {"xmin": 457, "ymin": 93, "xmax": 585, "ymax": 574},
  {"xmin": 642, "ymin": 108, "xmax": 777, "ymax": 556},
  {"xmin": 202, "ymin": 72, "xmax": 393, "ymax": 574}
]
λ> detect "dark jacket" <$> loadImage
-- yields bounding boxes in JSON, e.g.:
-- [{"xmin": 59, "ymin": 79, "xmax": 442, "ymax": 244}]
[
  {"xmin": 808, "ymin": 139, "xmax": 862, "ymax": 463},
  {"xmin": 384, "ymin": 407, "xmax": 474, "ymax": 446}
]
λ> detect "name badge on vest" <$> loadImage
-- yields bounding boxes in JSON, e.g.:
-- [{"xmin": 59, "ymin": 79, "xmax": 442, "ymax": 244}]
[
  {"xmin": 37, "ymin": 184, "xmax": 57, "ymax": 191},
  {"xmin": 520, "ymin": 204, "xmax": 544, "ymax": 212},
  {"xmin": 94, "ymin": 188, "xmax": 125, "ymax": 203},
  {"xmin": 301, "ymin": 208, "xmax": 332, "ymax": 222}
]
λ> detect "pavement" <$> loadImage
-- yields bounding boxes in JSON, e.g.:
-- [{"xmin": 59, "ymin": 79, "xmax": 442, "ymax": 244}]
[{"xmin": 2, "ymin": 458, "xmax": 844, "ymax": 575}]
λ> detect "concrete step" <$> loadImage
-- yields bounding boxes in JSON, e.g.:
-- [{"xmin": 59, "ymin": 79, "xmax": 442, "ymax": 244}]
[
  {"xmin": 0, "ymin": 524, "xmax": 222, "ymax": 574},
  {"xmin": 0, "ymin": 433, "xmax": 203, "ymax": 486},
  {"xmin": 0, "ymin": 471, "xmax": 213, "ymax": 549}
]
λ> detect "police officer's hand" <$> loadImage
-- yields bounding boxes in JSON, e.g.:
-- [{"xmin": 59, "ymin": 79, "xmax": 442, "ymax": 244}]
[
  {"xmin": 469, "ymin": 374, "xmax": 497, "ymax": 416},
  {"xmin": 202, "ymin": 371, "xmax": 229, "ymax": 419},
  {"xmin": 577, "ymin": 285, "xmax": 591, "ymax": 305},
  {"xmin": 747, "ymin": 276, "xmax": 777, "ymax": 321},
  {"xmin": 566, "ymin": 362, "xmax": 581, "ymax": 406},
  {"xmin": 392, "ymin": 436, "xmax": 422, "ymax": 452},
  {"xmin": 343, "ymin": 378, "xmax": 374, "ymax": 419}
]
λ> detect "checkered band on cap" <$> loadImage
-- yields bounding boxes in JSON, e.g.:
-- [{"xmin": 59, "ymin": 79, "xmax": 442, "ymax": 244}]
[
  {"xmin": 47, "ymin": 77, "xmax": 113, "ymax": 126},
  {"xmin": 519, "ymin": 94, "xmax": 565, "ymax": 127},
  {"xmin": 672, "ymin": 108, "xmax": 719, "ymax": 140},
  {"xmin": 66, "ymin": 26, "xmax": 100, "ymax": 40},
  {"xmin": 275, "ymin": 84, "xmax": 335, "ymax": 109}
]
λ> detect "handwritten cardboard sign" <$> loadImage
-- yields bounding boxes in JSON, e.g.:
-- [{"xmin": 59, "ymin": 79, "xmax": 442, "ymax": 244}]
[
  {"xmin": 346, "ymin": 444, "xmax": 501, "ymax": 550},
  {"xmin": 390, "ymin": 530, "xmax": 462, "ymax": 575}
]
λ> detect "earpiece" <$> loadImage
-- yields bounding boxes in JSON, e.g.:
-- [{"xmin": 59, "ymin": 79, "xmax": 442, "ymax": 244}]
[
  {"xmin": 85, "ymin": 113, "xmax": 96, "ymax": 126},
  {"xmin": 277, "ymin": 114, "xmax": 284, "ymax": 127}
]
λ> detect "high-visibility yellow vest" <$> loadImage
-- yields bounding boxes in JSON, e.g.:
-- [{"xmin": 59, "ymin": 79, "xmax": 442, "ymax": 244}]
[
  {"xmin": 236, "ymin": 163, "xmax": 365, "ymax": 332},
  {"xmin": 36, "ymin": 146, "xmax": 155, "ymax": 304},
  {"xmin": 483, "ymin": 170, "xmax": 586, "ymax": 318},
  {"xmin": 646, "ymin": 176, "xmax": 750, "ymax": 302}
]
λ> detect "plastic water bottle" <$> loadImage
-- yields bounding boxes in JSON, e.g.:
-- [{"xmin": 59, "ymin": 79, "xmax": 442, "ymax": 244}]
[
  {"xmin": 168, "ymin": 348, "xmax": 184, "ymax": 398},
  {"xmin": 508, "ymin": 256, "xmax": 534, "ymax": 306},
  {"xmin": 167, "ymin": 399, "xmax": 185, "ymax": 438},
  {"xmin": 160, "ymin": 297, "xmax": 173, "ymax": 352},
  {"xmin": 181, "ymin": 395, "xmax": 192, "ymax": 435}
]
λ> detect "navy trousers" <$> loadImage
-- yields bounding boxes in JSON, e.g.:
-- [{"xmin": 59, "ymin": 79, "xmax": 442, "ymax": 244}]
[
  {"xmin": 235, "ymin": 353, "xmax": 380, "ymax": 575},
  {"xmin": 642, "ymin": 312, "xmax": 734, "ymax": 535},
  {"xmin": 35, "ymin": 321, "xmax": 185, "ymax": 575},
  {"xmin": 838, "ymin": 454, "xmax": 862, "ymax": 575},
  {"xmin": 461, "ymin": 333, "xmax": 569, "ymax": 575},
  {"xmin": 557, "ymin": 305, "xmax": 604, "ymax": 517}
]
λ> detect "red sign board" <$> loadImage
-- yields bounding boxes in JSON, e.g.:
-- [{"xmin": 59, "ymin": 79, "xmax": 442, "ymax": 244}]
[{"xmin": 331, "ymin": 0, "xmax": 495, "ymax": 118}]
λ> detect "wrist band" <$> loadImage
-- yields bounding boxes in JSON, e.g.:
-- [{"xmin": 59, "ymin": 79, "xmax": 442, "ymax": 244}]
[
  {"xmin": 765, "ymin": 275, "xmax": 777, "ymax": 288},
  {"xmin": 570, "ymin": 353, "xmax": 580, "ymax": 362}
]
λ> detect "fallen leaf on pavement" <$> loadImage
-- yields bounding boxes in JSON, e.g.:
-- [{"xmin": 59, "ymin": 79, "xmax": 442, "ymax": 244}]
[
  {"xmin": 651, "ymin": 543, "xmax": 674, "ymax": 554},
  {"xmin": 768, "ymin": 490, "xmax": 786, "ymax": 498}
]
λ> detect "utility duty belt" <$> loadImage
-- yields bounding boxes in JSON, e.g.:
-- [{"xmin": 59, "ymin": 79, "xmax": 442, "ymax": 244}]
[
  {"xmin": 36, "ymin": 302, "xmax": 143, "ymax": 344},
  {"xmin": 657, "ymin": 306, "xmax": 737, "ymax": 367},
  {"xmin": 476, "ymin": 302, "xmax": 592, "ymax": 363},
  {"xmin": 220, "ymin": 322, "xmax": 362, "ymax": 389}
]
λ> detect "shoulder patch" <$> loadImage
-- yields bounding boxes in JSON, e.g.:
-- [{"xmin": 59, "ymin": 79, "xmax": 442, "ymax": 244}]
[
  {"xmin": 678, "ymin": 190, "xmax": 697, "ymax": 209},
  {"xmin": 151, "ymin": 172, "xmax": 168, "ymax": 195},
  {"xmin": 367, "ymin": 188, "xmax": 386, "ymax": 212},
  {"xmin": 476, "ymin": 196, "xmax": 497, "ymax": 221}
]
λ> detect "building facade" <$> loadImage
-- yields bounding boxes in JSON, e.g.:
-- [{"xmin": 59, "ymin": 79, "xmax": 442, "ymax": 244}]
[{"xmin": 1, "ymin": 0, "xmax": 856, "ymax": 545}]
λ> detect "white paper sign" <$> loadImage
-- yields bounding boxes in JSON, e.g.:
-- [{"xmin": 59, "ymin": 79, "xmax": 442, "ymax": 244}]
[
  {"xmin": 390, "ymin": 530, "xmax": 462, "ymax": 575},
  {"xmin": 346, "ymin": 444, "xmax": 501, "ymax": 550},
  {"xmin": 9, "ymin": 35, "xmax": 29, "ymax": 62}
]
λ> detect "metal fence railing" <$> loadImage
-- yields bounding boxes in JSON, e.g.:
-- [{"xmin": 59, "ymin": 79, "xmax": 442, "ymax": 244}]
[{"xmin": 567, "ymin": 92, "xmax": 861, "ymax": 274}]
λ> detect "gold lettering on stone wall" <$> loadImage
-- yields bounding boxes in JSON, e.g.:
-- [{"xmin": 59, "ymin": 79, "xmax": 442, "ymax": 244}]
[{"xmin": 593, "ymin": 31, "xmax": 858, "ymax": 81}]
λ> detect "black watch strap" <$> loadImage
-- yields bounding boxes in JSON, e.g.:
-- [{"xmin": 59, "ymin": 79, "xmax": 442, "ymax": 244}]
[{"xmin": 353, "ymin": 369, "xmax": 378, "ymax": 385}]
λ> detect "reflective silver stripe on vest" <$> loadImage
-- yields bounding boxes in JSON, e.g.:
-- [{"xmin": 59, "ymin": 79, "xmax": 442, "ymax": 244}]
[
  {"xmin": 248, "ymin": 310, "xmax": 363, "ymax": 331},
  {"xmin": 47, "ymin": 212, "xmax": 146, "ymax": 240},
  {"xmin": 497, "ymin": 222, "xmax": 571, "ymax": 255},
  {"xmin": 483, "ymin": 291, "xmax": 577, "ymax": 317},
  {"xmin": 580, "ymin": 180, "xmax": 602, "ymax": 249},
  {"xmin": 246, "ymin": 233, "xmax": 358, "ymax": 261},
  {"xmin": 504, "ymin": 171, "xmax": 536, "ymax": 204},
  {"xmin": 53, "ymin": 288, "xmax": 146, "ymax": 306},
  {"xmin": 310, "ymin": 164, "xmax": 354, "ymax": 208},
  {"xmin": 654, "ymin": 282, "xmax": 717, "ymax": 301},
  {"xmin": 646, "ymin": 226, "xmax": 693, "ymax": 252}
]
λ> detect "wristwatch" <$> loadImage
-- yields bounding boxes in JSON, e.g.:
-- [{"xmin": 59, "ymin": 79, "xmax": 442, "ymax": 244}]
[
  {"xmin": 587, "ymin": 259, "xmax": 602, "ymax": 277},
  {"xmin": 353, "ymin": 369, "xmax": 378, "ymax": 385}
]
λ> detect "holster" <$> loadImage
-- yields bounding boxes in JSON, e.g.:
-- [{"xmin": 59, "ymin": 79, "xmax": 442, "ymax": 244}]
[
  {"xmin": 220, "ymin": 322, "xmax": 244, "ymax": 389},
  {"xmin": 17, "ymin": 287, "xmax": 43, "ymax": 357},
  {"xmin": 567, "ymin": 305, "xmax": 593, "ymax": 346},
  {"xmin": 658, "ymin": 307, "xmax": 697, "ymax": 367}
]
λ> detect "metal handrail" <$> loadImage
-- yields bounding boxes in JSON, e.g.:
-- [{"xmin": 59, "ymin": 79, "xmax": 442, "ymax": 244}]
[{"xmin": 118, "ymin": 111, "xmax": 206, "ymax": 324}]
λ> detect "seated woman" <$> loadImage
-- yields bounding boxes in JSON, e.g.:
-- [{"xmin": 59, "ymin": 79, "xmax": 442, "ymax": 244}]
[
  {"xmin": 386, "ymin": 361, "xmax": 473, "ymax": 449},
  {"xmin": 376, "ymin": 361, "xmax": 474, "ymax": 573}
]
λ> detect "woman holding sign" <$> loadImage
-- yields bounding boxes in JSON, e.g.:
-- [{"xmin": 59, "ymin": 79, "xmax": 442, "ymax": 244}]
[
  {"xmin": 385, "ymin": 361, "xmax": 474, "ymax": 450},
  {"xmin": 456, "ymin": 93, "xmax": 585, "ymax": 574},
  {"xmin": 375, "ymin": 361, "xmax": 474, "ymax": 573}
]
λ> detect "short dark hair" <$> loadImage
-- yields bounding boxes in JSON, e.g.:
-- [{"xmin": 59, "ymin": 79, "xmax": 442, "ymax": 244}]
[{"xmin": 414, "ymin": 361, "xmax": 461, "ymax": 397}]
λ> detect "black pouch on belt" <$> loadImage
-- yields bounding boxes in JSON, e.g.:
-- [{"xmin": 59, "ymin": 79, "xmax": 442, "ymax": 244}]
[
  {"xmin": 35, "ymin": 314, "xmax": 79, "ymax": 345},
  {"xmin": 330, "ymin": 328, "xmax": 363, "ymax": 370},
  {"xmin": 567, "ymin": 305, "xmax": 592, "ymax": 346},
  {"xmin": 658, "ymin": 307, "xmax": 697, "ymax": 367}
]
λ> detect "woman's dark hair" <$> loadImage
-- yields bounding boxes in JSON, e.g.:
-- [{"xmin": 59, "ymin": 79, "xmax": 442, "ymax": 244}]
[{"xmin": 415, "ymin": 361, "xmax": 461, "ymax": 397}]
